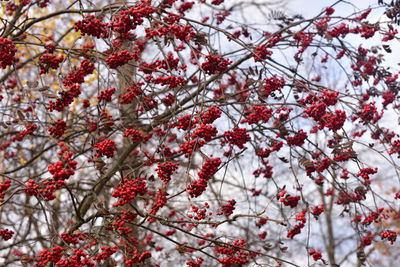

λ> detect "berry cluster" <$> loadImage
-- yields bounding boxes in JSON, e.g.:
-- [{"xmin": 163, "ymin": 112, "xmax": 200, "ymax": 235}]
[
  {"xmin": 161, "ymin": 93, "xmax": 175, "ymax": 106},
  {"xmin": 380, "ymin": 230, "xmax": 397, "ymax": 245},
  {"xmin": 93, "ymin": 138, "xmax": 116, "ymax": 158},
  {"xmin": 304, "ymin": 102, "xmax": 327, "ymax": 121},
  {"xmin": 106, "ymin": 50, "xmax": 134, "ymax": 69},
  {"xmin": 188, "ymin": 204, "xmax": 209, "ymax": 220},
  {"xmin": 39, "ymin": 54, "xmax": 64, "ymax": 74},
  {"xmin": 312, "ymin": 204, "xmax": 324, "ymax": 219},
  {"xmin": 93, "ymin": 246, "xmax": 118, "ymax": 263},
  {"xmin": 309, "ymin": 249, "xmax": 322, "ymax": 261},
  {"xmin": 255, "ymin": 141, "xmax": 283, "ymax": 159},
  {"xmin": 215, "ymin": 239, "xmax": 252, "ymax": 266},
  {"xmin": 218, "ymin": 199, "xmax": 236, "ymax": 216},
  {"xmin": 241, "ymin": 106, "xmax": 273, "ymax": 124},
  {"xmin": 149, "ymin": 188, "xmax": 167, "ymax": 214},
  {"xmin": 215, "ymin": 11, "xmax": 230, "ymax": 25},
  {"xmin": 193, "ymin": 124, "xmax": 218, "ymax": 142},
  {"xmin": 74, "ymin": 15, "xmax": 109, "ymax": 39},
  {"xmin": 0, "ymin": 228, "xmax": 14, "ymax": 240},
  {"xmin": 178, "ymin": 139, "xmax": 205, "ymax": 158},
  {"xmin": 261, "ymin": 75, "xmax": 285, "ymax": 98},
  {"xmin": 201, "ymin": 55, "xmax": 232, "ymax": 75},
  {"xmin": 287, "ymin": 129, "xmax": 308, "ymax": 147},
  {"xmin": 48, "ymin": 120, "xmax": 66, "ymax": 139},
  {"xmin": 253, "ymin": 160, "xmax": 273, "ymax": 179},
  {"xmin": 124, "ymin": 250, "xmax": 152, "ymax": 265},
  {"xmin": 24, "ymin": 179, "xmax": 39, "ymax": 197},
  {"xmin": 0, "ymin": 37, "xmax": 17, "ymax": 69},
  {"xmin": 223, "ymin": 127, "xmax": 250, "ymax": 149},
  {"xmin": 151, "ymin": 75, "xmax": 187, "ymax": 88},
  {"xmin": 0, "ymin": 179, "xmax": 11, "ymax": 199},
  {"xmin": 281, "ymin": 195, "xmax": 300, "ymax": 208},
  {"xmin": 172, "ymin": 114, "xmax": 196, "ymax": 130},
  {"xmin": 60, "ymin": 232, "xmax": 80, "ymax": 244},
  {"xmin": 357, "ymin": 167, "xmax": 378, "ymax": 185},
  {"xmin": 120, "ymin": 82, "xmax": 144, "ymax": 104},
  {"xmin": 97, "ymin": 88, "xmax": 115, "ymax": 102},
  {"xmin": 56, "ymin": 249, "xmax": 94, "ymax": 266},
  {"xmin": 12, "ymin": 123, "xmax": 37, "ymax": 142},
  {"xmin": 323, "ymin": 110, "xmax": 346, "ymax": 131},
  {"xmin": 359, "ymin": 232, "xmax": 374, "ymax": 247},
  {"xmin": 187, "ymin": 157, "xmax": 221, "ymax": 198},
  {"xmin": 123, "ymin": 129, "xmax": 143, "ymax": 143},
  {"xmin": 156, "ymin": 161, "xmax": 179, "ymax": 184},
  {"xmin": 49, "ymin": 59, "xmax": 94, "ymax": 112},
  {"xmin": 287, "ymin": 209, "xmax": 307, "ymax": 239},
  {"xmin": 41, "ymin": 142, "xmax": 77, "ymax": 200},
  {"xmin": 36, "ymin": 246, "xmax": 63, "ymax": 266},
  {"xmin": 327, "ymin": 23, "xmax": 349, "ymax": 38},
  {"xmin": 320, "ymin": 89, "xmax": 339, "ymax": 106},
  {"xmin": 254, "ymin": 45, "xmax": 273, "ymax": 62},
  {"xmin": 111, "ymin": 4, "xmax": 156, "ymax": 39},
  {"xmin": 112, "ymin": 178, "xmax": 148, "ymax": 207},
  {"xmin": 63, "ymin": 59, "xmax": 95, "ymax": 86},
  {"xmin": 357, "ymin": 102, "xmax": 382, "ymax": 125},
  {"xmin": 294, "ymin": 32, "xmax": 314, "ymax": 58},
  {"xmin": 200, "ymin": 105, "xmax": 221, "ymax": 124},
  {"xmin": 186, "ymin": 257, "xmax": 203, "ymax": 267}
]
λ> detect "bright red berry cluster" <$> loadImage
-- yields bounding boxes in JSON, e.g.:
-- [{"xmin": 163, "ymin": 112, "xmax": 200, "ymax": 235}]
[
  {"xmin": 380, "ymin": 230, "xmax": 397, "ymax": 245},
  {"xmin": 112, "ymin": 178, "xmax": 148, "ymax": 207},
  {"xmin": 48, "ymin": 119, "xmax": 66, "ymax": 139},
  {"xmin": 93, "ymin": 246, "xmax": 118, "ymax": 263},
  {"xmin": 287, "ymin": 129, "xmax": 308, "ymax": 146},
  {"xmin": 97, "ymin": 87, "xmax": 115, "ymax": 102},
  {"xmin": 254, "ymin": 45, "xmax": 273, "ymax": 62},
  {"xmin": 312, "ymin": 204, "xmax": 324, "ymax": 219},
  {"xmin": 49, "ymin": 59, "xmax": 94, "ymax": 112},
  {"xmin": 0, "ymin": 179, "xmax": 11, "ymax": 199},
  {"xmin": 201, "ymin": 55, "xmax": 232, "ymax": 75},
  {"xmin": 287, "ymin": 209, "xmax": 307, "ymax": 239},
  {"xmin": 200, "ymin": 105, "xmax": 221, "ymax": 124},
  {"xmin": 194, "ymin": 124, "xmax": 218, "ymax": 142},
  {"xmin": 149, "ymin": 188, "xmax": 167, "ymax": 214},
  {"xmin": 187, "ymin": 157, "xmax": 221, "ymax": 198},
  {"xmin": 262, "ymin": 75, "xmax": 285, "ymax": 98},
  {"xmin": 223, "ymin": 127, "xmax": 250, "ymax": 149},
  {"xmin": 120, "ymin": 81, "xmax": 144, "ymax": 104},
  {"xmin": 11, "ymin": 123, "xmax": 37, "ymax": 142},
  {"xmin": 124, "ymin": 250, "xmax": 152, "ymax": 265},
  {"xmin": 309, "ymin": 249, "xmax": 322, "ymax": 261},
  {"xmin": 242, "ymin": 106, "xmax": 273, "ymax": 124},
  {"xmin": 215, "ymin": 239, "xmax": 253, "ymax": 266},
  {"xmin": 123, "ymin": 129, "xmax": 143, "ymax": 143},
  {"xmin": 93, "ymin": 138, "xmax": 116, "ymax": 158},
  {"xmin": 60, "ymin": 232, "xmax": 80, "ymax": 244},
  {"xmin": 186, "ymin": 257, "xmax": 203, "ymax": 267},
  {"xmin": 218, "ymin": 199, "xmax": 236, "ymax": 216},
  {"xmin": 111, "ymin": 4, "xmax": 156, "ymax": 39},
  {"xmin": 74, "ymin": 15, "xmax": 109, "ymax": 38},
  {"xmin": 106, "ymin": 50, "xmax": 135, "ymax": 69},
  {"xmin": 156, "ymin": 161, "xmax": 179, "ymax": 184}
]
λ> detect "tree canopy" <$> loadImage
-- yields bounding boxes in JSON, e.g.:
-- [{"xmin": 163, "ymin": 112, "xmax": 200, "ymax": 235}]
[{"xmin": 0, "ymin": 0, "xmax": 400, "ymax": 266}]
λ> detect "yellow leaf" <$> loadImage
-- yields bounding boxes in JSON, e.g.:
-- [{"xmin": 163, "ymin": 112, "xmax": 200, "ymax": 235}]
[{"xmin": 20, "ymin": 158, "xmax": 26, "ymax": 165}]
